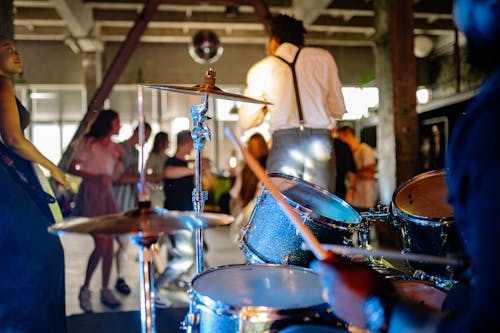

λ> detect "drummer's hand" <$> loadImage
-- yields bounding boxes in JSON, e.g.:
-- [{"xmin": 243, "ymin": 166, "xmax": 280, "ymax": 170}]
[{"xmin": 311, "ymin": 251, "xmax": 393, "ymax": 328}]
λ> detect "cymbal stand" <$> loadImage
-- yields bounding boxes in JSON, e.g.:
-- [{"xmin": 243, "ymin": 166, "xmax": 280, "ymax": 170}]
[
  {"xmin": 131, "ymin": 232, "xmax": 159, "ymax": 333},
  {"xmin": 183, "ymin": 71, "xmax": 213, "ymax": 333},
  {"xmin": 190, "ymin": 72, "xmax": 212, "ymax": 273},
  {"xmin": 135, "ymin": 85, "xmax": 159, "ymax": 333}
]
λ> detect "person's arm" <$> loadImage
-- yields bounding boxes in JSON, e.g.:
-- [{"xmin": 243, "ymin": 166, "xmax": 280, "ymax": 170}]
[
  {"xmin": 238, "ymin": 63, "xmax": 269, "ymax": 130},
  {"xmin": 164, "ymin": 165, "xmax": 194, "ymax": 178},
  {"xmin": 0, "ymin": 77, "xmax": 67, "ymax": 186},
  {"xmin": 357, "ymin": 163, "xmax": 376, "ymax": 180},
  {"xmin": 357, "ymin": 145, "xmax": 376, "ymax": 180},
  {"xmin": 67, "ymin": 158, "xmax": 113, "ymax": 184},
  {"xmin": 238, "ymin": 105, "xmax": 268, "ymax": 131},
  {"xmin": 345, "ymin": 172, "xmax": 357, "ymax": 203}
]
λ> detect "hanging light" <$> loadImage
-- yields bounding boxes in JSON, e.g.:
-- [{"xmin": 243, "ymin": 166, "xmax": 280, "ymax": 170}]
[
  {"xmin": 414, "ymin": 35, "xmax": 434, "ymax": 58},
  {"xmin": 188, "ymin": 30, "xmax": 224, "ymax": 64}
]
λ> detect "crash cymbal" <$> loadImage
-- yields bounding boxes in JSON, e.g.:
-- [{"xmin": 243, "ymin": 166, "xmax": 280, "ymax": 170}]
[
  {"xmin": 143, "ymin": 68, "xmax": 270, "ymax": 105},
  {"xmin": 48, "ymin": 207, "xmax": 233, "ymax": 237},
  {"xmin": 144, "ymin": 83, "xmax": 270, "ymax": 105}
]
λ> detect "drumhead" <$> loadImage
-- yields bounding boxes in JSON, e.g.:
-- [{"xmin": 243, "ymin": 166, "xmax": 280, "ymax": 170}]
[
  {"xmin": 392, "ymin": 280, "xmax": 447, "ymax": 311},
  {"xmin": 392, "ymin": 169, "xmax": 453, "ymax": 225},
  {"xmin": 268, "ymin": 173, "xmax": 361, "ymax": 226},
  {"xmin": 191, "ymin": 264, "xmax": 325, "ymax": 309}
]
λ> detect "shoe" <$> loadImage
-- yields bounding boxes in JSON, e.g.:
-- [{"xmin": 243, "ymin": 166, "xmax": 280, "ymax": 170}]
[
  {"xmin": 79, "ymin": 286, "xmax": 93, "ymax": 313},
  {"xmin": 115, "ymin": 278, "xmax": 131, "ymax": 295},
  {"xmin": 155, "ymin": 292, "xmax": 172, "ymax": 308},
  {"xmin": 100, "ymin": 288, "xmax": 121, "ymax": 308}
]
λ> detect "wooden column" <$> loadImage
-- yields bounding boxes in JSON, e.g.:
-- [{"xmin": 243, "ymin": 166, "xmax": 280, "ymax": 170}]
[
  {"xmin": 0, "ymin": 0, "xmax": 14, "ymax": 38},
  {"xmin": 374, "ymin": 0, "xmax": 418, "ymax": 205},
  {"xmin": 390, "ymin": 0, "xmax": 419, "ymax": 185}
]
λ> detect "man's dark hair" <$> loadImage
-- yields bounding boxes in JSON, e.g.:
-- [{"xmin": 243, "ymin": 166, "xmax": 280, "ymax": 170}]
[
  {"xmin": 269, "ymin": 14, "xmax": 307, "ymax": 47},
  {"xmin": 337, "ymin": 125, "xmax": 355, "ymax": 136}
]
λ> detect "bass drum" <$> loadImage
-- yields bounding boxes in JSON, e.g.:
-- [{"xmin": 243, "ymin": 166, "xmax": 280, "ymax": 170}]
[
  {"xmin": 240, "ymin": 173, "xmax": 361, "ymax": 267},
  {"xmin": 187, "ymin": 264, "xmax": 346, "ymax": 333},
  {"xmin": 391, "ymin": 169, "xmax": 464, "ymax": 278}
]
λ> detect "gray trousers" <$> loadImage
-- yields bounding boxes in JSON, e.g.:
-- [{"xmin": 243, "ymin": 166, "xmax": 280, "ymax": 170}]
[{"xmin": 267, "ymin": 128, "xmax": 336, "ymax": 193}]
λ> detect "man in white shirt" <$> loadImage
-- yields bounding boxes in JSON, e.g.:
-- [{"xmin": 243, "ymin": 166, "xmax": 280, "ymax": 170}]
[{"xmin": 238, "ymin": 14, "xmax": 346, "ymax": 193}]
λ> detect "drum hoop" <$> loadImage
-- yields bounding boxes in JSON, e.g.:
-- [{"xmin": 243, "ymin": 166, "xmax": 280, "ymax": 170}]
[
  {"xmin": 239, "ymin": 239, "xmax": 271, "ymax": 264},
  {"xmin": 266, "ymin": 173, "xmax": 361, "ymax": 229},
  {"xmin": 391, "ymin": 169, "xmax": 453, "ymax": 226},
  {"xmin": 391, "ymin": 202, "xmax": 454, "ymax": 227},
  {"xmin": 189, "ymin": 264, "xmax": 328, "ymax": 317}
]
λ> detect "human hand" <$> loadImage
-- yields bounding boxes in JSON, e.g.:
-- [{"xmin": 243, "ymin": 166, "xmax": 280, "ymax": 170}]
[
  {"xmin": 146, "ymin": 173, "xmax": 162, "ymax": 183},
  {"xmin": 310, "ymin": 251, "xmax": 393, "ymax": 328},
  {"xmin": 345, "ymin": 188, "xmax": 355, "ymax": 204},
  {"xmin": 49, "ymin": 166, "xmax": 68, "ymax": 188}
]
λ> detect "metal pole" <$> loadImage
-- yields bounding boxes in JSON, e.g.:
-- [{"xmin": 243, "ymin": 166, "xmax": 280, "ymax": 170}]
[
  {"xmin": 134, "ymin": 238, "xmax": 157, "ymax": 333},
  {"xmin": 191, "ymin": 93, "xmax": 210, "ymax": 273}
]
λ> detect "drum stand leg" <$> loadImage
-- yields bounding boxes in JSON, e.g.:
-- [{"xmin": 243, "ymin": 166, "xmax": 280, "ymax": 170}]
[{"xmin": 131, "ymin": 236, "xmax": 159, "ymax": 333}]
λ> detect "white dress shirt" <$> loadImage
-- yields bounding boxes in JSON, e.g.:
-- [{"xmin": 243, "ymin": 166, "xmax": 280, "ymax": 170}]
[{"xmin": 239, "ymin": 43, "xmax": 346, "ymax": 132}]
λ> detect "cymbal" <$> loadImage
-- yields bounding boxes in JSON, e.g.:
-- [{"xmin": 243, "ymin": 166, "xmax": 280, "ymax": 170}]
[
  {"xmin": 143, "ymin": 83, "xmax": 270, "ymax": 105},
  {"xmin": 48, "ymin": 207, "xmax": 233, "ymax": 237}
]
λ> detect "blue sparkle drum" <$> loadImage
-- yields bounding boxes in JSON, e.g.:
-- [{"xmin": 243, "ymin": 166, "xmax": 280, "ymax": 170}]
[
  {"xmin": 240, "ymin": 174, "xmax": 361, "ymax": 267},
  {"xmin": 391, "ymin": 169, "xmax": 464, "ymax": 278},
  {"xmin": 187, "ymin": 264, "xmax": 346, "ymax": 333}
]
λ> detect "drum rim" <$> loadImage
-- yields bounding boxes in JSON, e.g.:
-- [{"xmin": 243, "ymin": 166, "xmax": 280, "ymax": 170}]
[
  {"xmin": 189, "ymin": 263, "xmax": 329, "ymax": 316},
  {"xmin": 391, "ymin": 169, "xmax": 454, "ymax": 226},
  {"xmin": 267, "ymin": 173, "xmax": 361, "ymax": 229}
]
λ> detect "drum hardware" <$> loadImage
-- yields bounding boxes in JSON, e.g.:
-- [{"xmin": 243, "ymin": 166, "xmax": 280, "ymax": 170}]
[
  {"xmin": 412, "ymin": 270, "xmax": 456, "ymax": 291},
  {"xmin": 358, "ymin": 205, "xmax": 395, "ymax": 248}
]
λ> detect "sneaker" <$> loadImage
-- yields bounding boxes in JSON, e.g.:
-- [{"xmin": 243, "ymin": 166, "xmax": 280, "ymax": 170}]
[
  {"xmin": 155, "ymin": 292, "xmax": 172, "ymax": 308},
  {"xmin": 100, "ymin": 288, "xmax": 121, "ymax": 308},
  {"xmin": 115, "ymin": 278, "xmax": 131, "ymax": 295},
  {"xmin": 79, "ymin": 286, "xmax": 93, "ymax": 313}
]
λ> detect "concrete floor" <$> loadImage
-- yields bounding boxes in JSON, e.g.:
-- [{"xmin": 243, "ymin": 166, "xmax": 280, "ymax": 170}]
[{"xmin": 61, "ymin": 225, "xmax": 247, "ymax": 316}]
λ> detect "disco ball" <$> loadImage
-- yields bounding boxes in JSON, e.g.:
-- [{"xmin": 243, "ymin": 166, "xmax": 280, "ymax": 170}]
[{"xmin": 189, "ymin": 30, "xmax": 224, "ymax": 64}]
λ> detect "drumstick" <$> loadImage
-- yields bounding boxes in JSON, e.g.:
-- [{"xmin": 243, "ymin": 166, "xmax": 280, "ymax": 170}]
[
  {"xmin": 224, "ymin": 127, "xmax": 329, "ymax": 261},
  {"xmin": 303, "ymin": 243, "xmax": 465, "ymax": 266}
]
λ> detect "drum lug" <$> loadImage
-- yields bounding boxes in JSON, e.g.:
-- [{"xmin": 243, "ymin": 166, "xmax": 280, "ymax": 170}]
[
  {"xmin": 180, "ymin": 311, "xmax": 200, "ymax": 333},
  {"xmin": 182, "ymin": 291, "xmax": 200, "ymax": 332},
  {"xmin": 342, "ymin": 236, "xmax": 353, "ymax": 247}
]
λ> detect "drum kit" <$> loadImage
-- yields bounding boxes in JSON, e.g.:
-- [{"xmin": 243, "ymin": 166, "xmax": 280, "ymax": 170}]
[{"xmin": 49, "ymin": 70, "xmax": 467, "ymax": 333}]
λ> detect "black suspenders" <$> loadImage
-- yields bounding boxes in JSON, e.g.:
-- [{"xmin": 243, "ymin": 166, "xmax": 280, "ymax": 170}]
[{"xmin": 274, "ymin": 48, "xmax": 305, "ymax": 130}]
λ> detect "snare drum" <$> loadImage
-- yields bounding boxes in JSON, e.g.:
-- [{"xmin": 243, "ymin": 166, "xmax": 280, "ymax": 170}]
[
  {"xmin": 187, "ymin": 264, "xmax": 345, "ymax": 333},
  {"xmin": 391, "ymin": 169, "xmax": 464, "ymax": 278},
  {"xmin": 240, "ymin": 174, "xmax": 361, "ymax": 266}
]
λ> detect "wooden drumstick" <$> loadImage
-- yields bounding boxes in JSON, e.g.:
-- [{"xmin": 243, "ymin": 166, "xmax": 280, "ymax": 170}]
[
  {"xmin": 225, "ymin": 127, "xmax": 329, "ymax": 261},
  {"xmin": 304, "ymin": 243, "xmax": 465, "ymax": 266}
]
